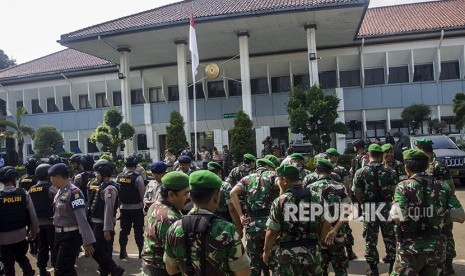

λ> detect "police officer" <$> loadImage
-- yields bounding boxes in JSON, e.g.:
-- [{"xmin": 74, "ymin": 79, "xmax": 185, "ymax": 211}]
[
  {"xmin": 116, "ymin": 155, "xmax": 145, "ymax": 259},
  {"xmin": 69, "ymin": 154, "xmax": 83, "ymax": 182},
  {"xmin": 73, "ymin": 155, "xmax": 95, "ymax": 203},
  {"xmin": 47, "ymin": 154, "xmax": 62, "ymax": 166},
  {"xmin": 28, "ymin": 164, "xmax": 58, "ymax": 276},
  {"xmin": 0, "ymin": 166, "xmax": 39, "ymax": 276},
  {"xmin": 177, "ymin": 155, "xmax": 197, "ymax": 175},
  {"xmin": 48, "ymin": 163, "xmax": 95, "ymax": 276},
  {"xmin": 163, "ymin": 170, "xmax": 251, "ymax": 275},
  {"xmin": 143, "ymin": 161, "xmax": 167, "ymax": 212},
  {"xmin": 88, "ymin": 159, "xmax": 125, "ymax": 276}
]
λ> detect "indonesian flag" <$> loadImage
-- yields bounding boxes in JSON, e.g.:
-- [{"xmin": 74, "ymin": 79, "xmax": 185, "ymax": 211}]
[{"xmin": 189, "ymin": 11, "xmax": 199, "ymax": 77}]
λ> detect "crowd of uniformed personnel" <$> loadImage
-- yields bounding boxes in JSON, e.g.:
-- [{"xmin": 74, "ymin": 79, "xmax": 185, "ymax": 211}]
[{"xmin": 0, "ymin": 137, "xmax": 464, "ymax": 276}]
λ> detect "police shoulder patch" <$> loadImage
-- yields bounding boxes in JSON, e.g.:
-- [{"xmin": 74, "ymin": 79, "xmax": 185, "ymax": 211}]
[{"xmin": 70, "ymin": 188, "xmax": 85, "ymax": 210}]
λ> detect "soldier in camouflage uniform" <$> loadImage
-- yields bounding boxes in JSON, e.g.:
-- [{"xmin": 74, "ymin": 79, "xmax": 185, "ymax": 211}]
[
  {"xmin": 390, "ymin": 149, "xmax": 465, "ymax": 276},
  {"xmin": 352, "ymin": 144, "xmax": 396, "ymax": 276},
  {"xmin": 163, "ymin": 170, "xmax": 251, "ymax": 276},
  {"xmin": 325, "ymin": 148, "xmax": 357, "ymax": 261},
  {"xmin": 226, "ymin": 153, "xmax": 256, "ymax": 187},
  {"xmin": 415, "ymin": 138, "xmax": 456, "ymax": 275},
  {"xmin": 381, "ymin": 144, "xmax": 406, "ymax": 183},
  {"xmin": 290, "ymin": 153, "xmax": 311, "ymax": 180},
  {"xmin": 350, "ymin": 139, "xmax": 367, "ymax": 220},
  {"xmin": 264, "ymin": 154, "xmax": 281, "ymax": 169},
  {"xmin": 222, "ymin": 145, "xmax": 234, "ymax": 179},
  {"xmin": 309, "ymin": 158, "xmax": 350, "ymax": 276},
  {"xmin": 230, "ymin": 158, "xmax": 278, "ymax": 276},
  {"xmin": 263, "ymin": 164, "xmax": 331, "ymax": 276}
]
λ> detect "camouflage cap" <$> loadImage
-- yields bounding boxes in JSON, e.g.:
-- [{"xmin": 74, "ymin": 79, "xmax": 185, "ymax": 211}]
[
  {"xmin": 290, "ymin": 153, "xmax": 304, "ymax": 160},
  {"xmin": 368, "ymin": 143, "xmax": 383, "ymax": 153},
  {"xmin": 257, "ymin": 158, "xmax": 276, "ymax": 169},
  {"xmin": 243, "ymin": 153, "xmax": 257, "ymax": 162},
  {"xmin": 402, "ymin": 149, "xmax": 429, "ymax": 160},
  {"xmin": 276, "ymin": 164, "xmax": 300, "ymax": 177},
  {"xmin": 207, "ymin": 161, "xmax": 223, "ymax": 171},
  {"xmin": 315, "ymin": 158, "xmax": 334, "ymax": 169},
  {"xmin": 161, "ymin": 171, "xmax": 189, "ymax": 191},
  {"xmin": 415, "ymin": 138, "xmax": 434, "ymax": 147},
  {"xmin": 265, "ymin": 154, "xmax": 281, "ymax": 168},
  {"xmin": 381, "ymin": 143, "xmax": 393, "ymax": 152},
  {"xmin": 189, "ymin": 170, "xmax": 222, "ymax": 189},
  {"xmin": 325, "ymin": 148, "xmax": 340, "ymax": 156}
]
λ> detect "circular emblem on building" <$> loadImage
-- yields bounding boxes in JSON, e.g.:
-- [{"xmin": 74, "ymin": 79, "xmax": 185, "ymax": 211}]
[{"xmin": 205, "ymin": 63, "xmax": 220, "ymax": 79}]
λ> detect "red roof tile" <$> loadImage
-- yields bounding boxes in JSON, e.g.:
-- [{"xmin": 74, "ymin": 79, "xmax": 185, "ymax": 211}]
[
  {"xmin": 358, "ymin": 0, "xmax": 465, "ymax": 38},
  {"xmin": 0, "ymin": 49, "xmax": 114, "ymax": 81},
  {"xmin": 60, "ymin": 0, "xmax": 366, "ymax": 41}
]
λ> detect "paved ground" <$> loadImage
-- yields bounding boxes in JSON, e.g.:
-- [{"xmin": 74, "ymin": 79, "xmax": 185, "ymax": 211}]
[{"xmin": 16, "ymin": 186, "xmax": 465, "ymax": 275}]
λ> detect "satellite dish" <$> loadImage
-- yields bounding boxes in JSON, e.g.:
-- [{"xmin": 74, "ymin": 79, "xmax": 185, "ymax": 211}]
[{"xmin": 205, "ymin": 63, "xmax": 220, "ymax": 79}]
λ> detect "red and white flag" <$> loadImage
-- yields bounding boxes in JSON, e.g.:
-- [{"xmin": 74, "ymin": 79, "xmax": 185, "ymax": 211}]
[{"xmin": 189, "ymin": 11, "xmax": 199, "ymax": 77}]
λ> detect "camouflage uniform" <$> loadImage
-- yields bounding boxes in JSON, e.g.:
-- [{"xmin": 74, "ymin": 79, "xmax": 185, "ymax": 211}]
[
  {"xmin": 352, "ymin": 162, "xmax": 396, "ymax": 266},
  {"xmin": 222, "ymin": 151, "xmax": 234, "ymax": 179},
  {"xmin": 299, "ymin": 168, "xmax": 312, "ymax": 181},
  {"xmin": 266, "ymin": 184, "xmax": 325, "ymax": 276},
  {"xmin": 303, "ymin": 171, "xmax": 341, "ymax": 187},
  {"xmin": 163, "ymin": 207, "xmax": 251, "ymax": 275},
  {"xmin": 237, "ymin": 167, "xmax": 279, "ymax": 276},
  {"xmin": 216, "ymin": 181, "xmax": 233, "ymax": 221},
  {"xmin": 390, "ymin": 173, "xmax": 463, "ymax": 275},
  {"xmin": 385, "ymin": 159, "xmax": 407, "ymax": 183},
  {"xmin": 309, "ymin": 176, "xmax": 350, "ymax": 276},
  {"xmin": 226, "ymin": 164, "xmax": 255, "ymax": 187},
  {"xmin": 141, "ymin": 199, "xmax": 182, "ymax": 275}
]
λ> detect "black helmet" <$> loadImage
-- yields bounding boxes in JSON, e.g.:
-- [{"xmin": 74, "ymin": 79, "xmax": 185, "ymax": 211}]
[
  {"xmin": 0, "ymin": 166, "xmax": 19, "ymax": 182},
  {"xmin": 124, "ymin": 154, "xmax": 138, "ymax": 167},
  {"xmin": 94, "ymin": 159, "xmax": 114, "ymax": 177},
  {"xmin": 80, "ymin": 155, "xmax": 95, "ymax": 171},
  {"xmin": 35, "ymin": 164, "xmax": 52, "ymax": 181},
  {"xmin": 24, "ymin": 158, "xmax": 38, "ymax": 174},
  {"xmin": 48, "ymin": 155, "xmax": 62, "ymax": 165},
  {"xmin": 70, "ymin": 154, "xmax": 82, "ymax": 164},
  {"xmin": 352, "ymin": 139, "xmax": 366, "ymax": 148}
]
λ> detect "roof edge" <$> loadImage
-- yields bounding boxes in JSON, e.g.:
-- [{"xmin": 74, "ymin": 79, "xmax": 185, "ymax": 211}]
[{"xmin": 357, "ymin": 24, "xmax": 465, "ymax": 40}]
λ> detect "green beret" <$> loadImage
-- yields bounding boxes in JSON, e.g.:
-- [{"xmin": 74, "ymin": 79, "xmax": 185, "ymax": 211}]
[
  {"xmin": 189, "ymin": 170, "xmax": 222, "ymax": 189},
  {"xmin": 207, "ymin": 162, "xmax": 223, "ymax": 171},
  {"xmin": 243, "ymin": 153, "xmax": 257, "ymax": 162},
  {"xmin": 325, "ymin": 148, "xmax": 340, "ymax": 156},
  {"xmin": 161, "ymin": 171, "xmax": 189, "ymax": 190},
  {"xmin": 276, "ymin": 164, "xmax": 300, "ymax": 177},
  {"xmin": 368, "ymin": 144, "xmax": 383, "ymax": 153},
  {"xmin": 402, "ymin": 149, "xmax": 429, "ymax": 160},
  {"xmin": 381, "ymin": 144, "xmax": 393, "ymax": 152},
  {"xmin": 265, "ymin": 155, "xmax": 280, "ymax": 168},
  {"xmin": 315, "ymin": 158, "xmax": 334, "ymax": 169},
  {"xmin": 415, "ymin": 138, "xmax": 434, "ymax": 147},
  {"xmin": 257, "ymin": 158, "xmax": 276, "ymax": 169},
  {"xmin": 290, "ymin": 153, "xmax": 304, "ymax": 160}
]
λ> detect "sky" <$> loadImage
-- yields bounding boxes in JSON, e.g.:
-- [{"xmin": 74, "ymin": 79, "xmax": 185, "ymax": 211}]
[{"xmin": 2, "ymin": 0, "xmax": 435, "ymax": 65}]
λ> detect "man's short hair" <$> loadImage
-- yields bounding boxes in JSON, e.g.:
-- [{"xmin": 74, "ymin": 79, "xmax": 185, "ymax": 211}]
[
  {"xmin": 190, "ymin": 187, "xmax": 219, "ymax": 205},
  {"xmin": 404, "ymin": 159, "xmax": 429, "ymax": 173}
]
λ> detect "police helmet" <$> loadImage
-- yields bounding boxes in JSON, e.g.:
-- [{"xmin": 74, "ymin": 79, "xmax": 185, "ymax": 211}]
[
  {"xmin": 94, "ymin": 159, "xmax": 114, "ymax": 177},
  {"xmin": 0, "ymin": 166, "xmax": 19, "ymax": 182},
  {"xmin": 69, "ymin": 154, "xmax": 82, "ymax": 164},
  {"xmin": 35, "ymin": 164, "xmax": 52, "ymax": 181},
  {"xmin": 124, "ymin": 154, "xmax": 138, "ymax": 167},
  {"xmin": 48, "ymin": 155, "xmax": 62, "ymax": 165},
  {"xmin": 24, "ymin": 158, "xmax": 39, "ymax": 174},
  {"xmin": 80, "ymin": 155, "xmax": 95, "ymax": 171}
]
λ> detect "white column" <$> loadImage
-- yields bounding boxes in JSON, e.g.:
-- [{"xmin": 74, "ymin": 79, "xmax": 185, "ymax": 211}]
[
  {"xmin": 143, "ymin": 102, "xmax": 158, "ymax": 161},
  {"xmin": 255, "ymin": 126, "xmax": 270, "ymax": 158},
  {"xmin": 437, "ymin": 105, "xmax": 442, "ymax": 121},
  {"xmin": 238, "ymin": 32, "xmax": 252, "ymax": 119},
  {"xmin": 118, "ymin": 47, "xmax": 134, "ymax": 156},
  {"xmin": 175, "ymin": 40, "xmax": 191, "ymax": 144},
  {"xmin": 386, "ymin": 108, "xmax": 392, "ymax": 131},
  {"xmin": 362, "ymin": 109, "xmax": 367, "ymax": 140},
  {"xmin": 335, "ymin": 88, "xmax": 346, "ymax": 153},
  {"xmin": 305, "ymin": 25, "xmax": 319, "ymax": 86}
]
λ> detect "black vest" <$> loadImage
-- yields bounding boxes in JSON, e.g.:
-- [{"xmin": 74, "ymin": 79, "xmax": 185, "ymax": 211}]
[
  {"xmin": 28, "ymin": 181, "xmax": 54, "ymax": 219},
  {"xmin": 117, "ymin": 171, "xmax": 140, "ymax": 204},
  {"xmin": 77, "ymin": 171, "xmax": 94, "ymax": 202},
  {"xmin": 18, "ymin": 175, "xmax": 37, "ymax": 191},
  {"xmin": 0, "ymin": 188, "xmax": 28, "ymax": 232},
  {"xmin": 89, "ymin": 181, "xmax": 118, "ymax": 220}
]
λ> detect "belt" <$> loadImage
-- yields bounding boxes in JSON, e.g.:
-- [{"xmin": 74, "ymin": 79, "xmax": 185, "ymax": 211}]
[
  {"xmin": 55, "ymin": 226, "xmax": 79, "ymax": 233},
  {"xmin": 280, "ymin": 239, "xmax": 318, "ymax": 249}
]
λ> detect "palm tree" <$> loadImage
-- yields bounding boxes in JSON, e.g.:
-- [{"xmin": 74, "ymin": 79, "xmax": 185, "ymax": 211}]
[
  {"xmin": 0, "ymin": 107, "xmax": 35, "ymax": 164},
  {"xmin": 453, "ymin": 92, "xmax": 465, "ymax": 133}
]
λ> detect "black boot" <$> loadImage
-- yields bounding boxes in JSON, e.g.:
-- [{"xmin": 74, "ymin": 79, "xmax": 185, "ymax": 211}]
[
  {"xmin": 443, "ymin": 258, "xmax": 455, "ymax": 276},
  {"xmin": 119, "ymin": 248, "xmax": 128, "ymax": 259},
  {"xmin": 389, "ymin": 262, "xmax": 394, "ymax": 274},
  {"xmin": 347, "ymin": 247, "xmax": 358, "ymax": 260},
  {"xmin": 112, "ymin": 266, "xmax": 125, "ymax": 276},
  {"xmin": 138, "ymin": 247, "xmax": 143, "ymax": 259},
  {"xmin": 366, "ymin": 264, "xmax": 379, "ymax": 276},
  {"xmin": 39, "ymin": 268, "xmax": 51, "ymax": 276}
]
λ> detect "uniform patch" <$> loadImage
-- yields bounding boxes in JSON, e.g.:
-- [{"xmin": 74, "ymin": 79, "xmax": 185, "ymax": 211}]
[
  {"xmin": 70, "ymin": 189, "xmax": 85, "ymax": 210},
  {"xmin": 107, "ymin": 189, "xmax": 112, "ymax": 198}
]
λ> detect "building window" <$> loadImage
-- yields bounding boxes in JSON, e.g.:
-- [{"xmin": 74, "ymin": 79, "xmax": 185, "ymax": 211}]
[
  {"xmin": 390, "ymin": 120, "xmax": 409, "ymax": 135},
  {"xmin": 271, "ymin": 76, "xmax": 291, "ymax": 93},
  {"xmin": 440, "ymin": 61, "xmax": 460, "ymax": 80},
  {"xmin": 0, "ymin": 99, "xmax": 6, "ymax": 116},
  {"xmin": 95, "ymin": 93, "xmax": 108, "ymax": 108},
  {"xmin": 413, "ymin": 63, "xmax": 434, "ymax": 82},
  {"xmin": 188, "ymin": 83, "xmax": 205, "ymax": 99},
  {"xmin": 113, "ymin": 91, "xmax": 122, "ymax": 106},
  {"xmin": 340, "ymin": 70, "xmax": 360, "ymax": 87},
  {"xmin": 389, "ymin": 66, "xmax": 409, "ymax": 84},
  {"xmin": 345, "ymin": 120, "xmax": 363, "ymax": 139},
  {"xmin": 365, "ymin": 68, "xmax": 385, "ymax": 86},
  {"xmin": 366, "ymin": 121, "xmax": 385, "ymax": 138},
  {"xmin": 293, "ymin": 74, "xmax": 310, "ymax": 90},
  {"xmin": 70, "ymin": 140, "xmax": 81, "ymax": 153},
  {"xmin": 168, "ymin": 86, "xmax": 179, "ymax": 101},
  {"xmin": 79, "ymin": 95, "xmax": 91, "ymax": 110},
  {"xmin": 442, "ymin": 116, "xmax": 460, "ymax": 134},
  {"xmin": 228, "ymin": 80, "xmax": 242, "ymax": 96},
  {"xmin": 31, "ymin": 99, "xmax": 43, "ymax": 114},
  {"xmin": 318, "ymin": 71, "xmax": 337, "ymax": 89},
  {"xmin": 131, "ymin": 89, "xmax": 145, "ymax": 104},
  {"xmin": 149, "ymin": 87, "xmax": 165, "ymax": 103},
  {"xmin": 137, "ymin": 134, "xmax": 148, "ymax": 150},
  {"xmin": 16, "ymin": 101, "xmax": 23, "ymax": 108},
  {"xmin": 87, "ymin": 138, "xmax": 99, "ymax": 153},
  {"xmin": 63, "ymin": 96, "xmax": 74, "ymax": 111},
  {"xmin": 207, "ymin": 81, "xmax": 225, "ymax": 98},
  {"xmin": 251, "ymin": 78, "xmax": 268, "ymax": 94},
  {"xmin": 27, "ymin": 144, "xmax": 35, "ymax": 156},
  {"xmin": 47, "ymin": 98, "xmax": 59, "ymax": 112}
]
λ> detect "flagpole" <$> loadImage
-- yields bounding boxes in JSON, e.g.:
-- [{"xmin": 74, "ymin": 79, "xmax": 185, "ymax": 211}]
[
  {"xmin": 193, "ymin": 71, "xmax": 198, "ymax": 165},
  {"xmin": 189, "ymin": 9, "xmax": 199, "ymax": 166}
]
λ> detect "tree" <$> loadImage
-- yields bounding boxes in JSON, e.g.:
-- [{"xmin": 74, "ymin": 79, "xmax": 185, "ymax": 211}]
[
  {"xmin": 453, "ymin": 92, "xmax": 465, "ymax": 133},
  {"xmin": 429, "ymin": 119, "xmax": 447, "ymax": 134},
  {"xmin": 287, "ymin": 84, "xmax": 347, "ymax": 153},
  {"xmin": 401, "ymin": 104, "xmax": 431, "ymax": 135},
  {"xmin": 0, "ymin": 49, "xmax": 16, "ymax": 70},
  {"xmin": 90, "ymin": 108, "xmax": 135, "ymax": 159},
  {"xmin": 0, "ymin": 107, "xmax": 35, "ymax": 164},
  {"xmin": 230, "ymin": 111, "xmax": 256, "ymax": 162},
  {"xmin": 34, "ymin": 125, "xmax": 64, "ymax": 156},
  {"xmin": 166, "ymin": 111, "xmax": 188, "ymax": 154}
]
